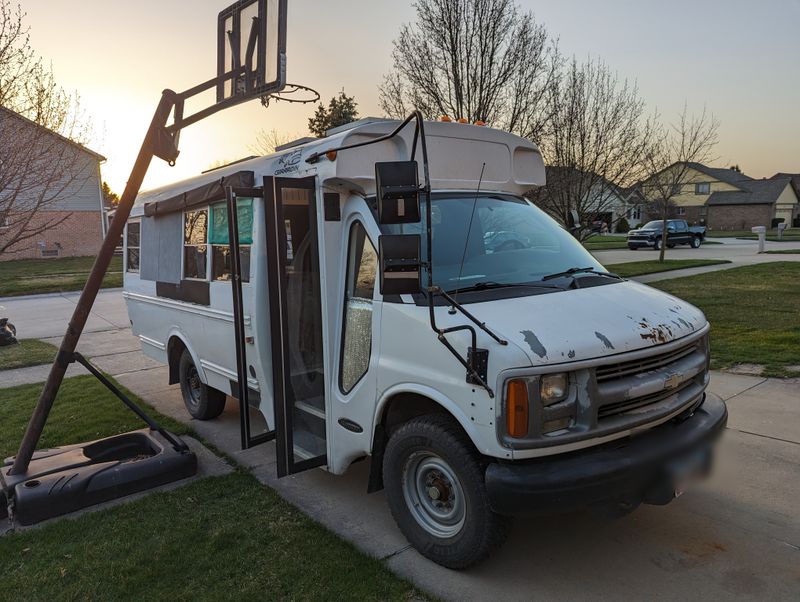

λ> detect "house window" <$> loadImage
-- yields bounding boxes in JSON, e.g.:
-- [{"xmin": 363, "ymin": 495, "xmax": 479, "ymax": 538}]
[
  {"xmin": 183, "ymin": 209, "xmax": 209, "ymax": 279},
  {"xmin": 126, "ymin": 221, "xmax": 140, "ymax": 272},
  {"xmin": 677, "ymin": 207, "xmax": 686, "ymax": 216},
  {"xmin": 339, "ymin": 221, "xmax": 377, "ymax": 394},
  {"xmin": 700, "ymin": 207, "xmax": 708, "ymax": 216},
  {"xmin": 695, "ymin": 182, "xmax": 710, "ymax": 195},
  {"xmin": 209, "ymin": 200, "xmax": 254, "ymax": 283},
  {"xmin": 41, "ymin": 249, "xmax": 59, "ymax": 258}
]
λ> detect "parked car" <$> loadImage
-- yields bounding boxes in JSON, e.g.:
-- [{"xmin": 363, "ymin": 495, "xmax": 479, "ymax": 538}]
[{"xmin": 627, "ymin": 219, "xmax": 706, "ymax": 250}]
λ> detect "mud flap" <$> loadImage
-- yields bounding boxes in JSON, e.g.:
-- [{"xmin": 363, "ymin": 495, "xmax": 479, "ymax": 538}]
[{"xmin": 1, "ymin": 429, "xmax": 196, "ymax": 526}]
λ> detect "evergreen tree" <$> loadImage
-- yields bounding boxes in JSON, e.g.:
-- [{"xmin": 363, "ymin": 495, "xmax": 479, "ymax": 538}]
[{"xmin": 308, "ymin": 90, "xmax": 359, "ymax": 137}]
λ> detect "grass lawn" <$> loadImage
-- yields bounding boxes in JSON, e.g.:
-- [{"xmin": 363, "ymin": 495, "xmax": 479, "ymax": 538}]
[
  {"xmin": 583, "ymin": 235, "xmax": 629, "ymax": 251},
  {"xmin": 606, "ymin": 259, "xmax": 730, "ymax": 278},
  {"xmin": 0, "ymin": 376, "xmax": 424, "ymax": 600},
  {"xmin": 0, "ymin": 339, "xmax": 58, "ymax": 370},
  {"xmin": 706, "ymin": 229, "xmax": 800, "ymax": 241},
  {"xmin": 652, "ymin": 262, "xmax": 800, "ymax": 377},
  {"xmin": 0, "ymin": 256, "xmax": 122, "ymax": 297},
  {"xmin": 764, "ymin": 249, "xmax": 800, "ymax": 254}
]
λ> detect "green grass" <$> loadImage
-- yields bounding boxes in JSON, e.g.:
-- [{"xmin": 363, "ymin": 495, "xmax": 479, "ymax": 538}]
[
  {"xmin": 0, "ymin": 376, "xmax": 424, "ymax": 600},
  {"xmin": 652, "ymin": 262, "xmax": 800, "ymax": 377},
  {"xmin": 0, "ymin": 256, "xmax": 123, "ymax": 297},
  {"xmin": 0, "ymin": 339, "xmax": 58, "ymax": 370},
  {"xmin": 583, "ymin": 235, "xmax": 629, "ymax": 250},
  {"xmin": 706, "ymin": 229, "xmax": 800, "ymax": 241},
  {"xmin": 764, "ymin": 249, "xmax": 800, "ymax": 254},
  {"xmin": 606, "ymin": 259, "xmax": 730, "ymax": 278}
]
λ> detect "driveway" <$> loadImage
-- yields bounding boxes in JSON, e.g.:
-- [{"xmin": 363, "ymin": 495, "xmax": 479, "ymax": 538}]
[{"xmin": 2, "ymin": 290, "xmax": 799, "ymax": 600}]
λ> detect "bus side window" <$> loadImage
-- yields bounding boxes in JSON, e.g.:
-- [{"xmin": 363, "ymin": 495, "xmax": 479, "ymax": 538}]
[
  {"xmin": 126, "ymin": 221, "xmax": 140, "ymax": 272},
  {"xmin": 340, "ymin": 221, "xmax": 377, "ymax": 394},
  {"xmin": 184, "ymin": 209, "xmax": 209, "ymax": 280}
]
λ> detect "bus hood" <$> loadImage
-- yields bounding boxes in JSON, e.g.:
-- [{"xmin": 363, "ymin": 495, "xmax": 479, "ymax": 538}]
[{"xmin": 472, "ymin": 281, "xmax": 706, "ymax": 366}]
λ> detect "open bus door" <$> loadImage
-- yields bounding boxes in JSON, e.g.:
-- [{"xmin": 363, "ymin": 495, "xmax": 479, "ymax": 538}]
[{"xmin": 264, "ymin": 176, "xmax": 329, "ymax": 476}]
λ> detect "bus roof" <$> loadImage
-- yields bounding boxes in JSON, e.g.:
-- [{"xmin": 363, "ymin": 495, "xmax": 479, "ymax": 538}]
[{"xmin": 132, "ymin": 119, "xmax": 545, "ymax": 217}]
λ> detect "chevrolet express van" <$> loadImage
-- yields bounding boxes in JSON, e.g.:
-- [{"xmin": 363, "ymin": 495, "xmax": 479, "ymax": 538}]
[{"xmin": 123, "ymin": 116, "xmax": 727, "ymax": 568}]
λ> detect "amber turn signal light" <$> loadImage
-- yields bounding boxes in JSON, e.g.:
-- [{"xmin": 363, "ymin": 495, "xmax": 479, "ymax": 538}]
[
  {"xmin": 325, "ymin": 150, "xmax": 337, "ymax": 162},
  {"xmin": 440, "ymin": 115, "xmax": 453, "ymax": 122},
  {"xmin": 506, "ymin": 379, "xmax": 529, "ymax": 438}
]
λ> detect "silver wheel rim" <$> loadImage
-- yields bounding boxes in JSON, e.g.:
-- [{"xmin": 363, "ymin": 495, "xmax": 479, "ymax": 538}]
[{"xmin": 402, "ymin": 451, "xmax": 466, "ymax": 538}]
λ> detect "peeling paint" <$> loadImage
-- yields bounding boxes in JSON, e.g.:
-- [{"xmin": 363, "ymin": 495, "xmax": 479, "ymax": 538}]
[
  {"xmin": 595, "ymin": 332, "xmax": 615, "ymax": 350},
  {"xmin": 640, "ymin": 323, "xmax": 672, "ymax": 344},
  {"xmin": 568, "ymin": 349, "xmax": 576, "ymax": 359},
  {"xmin": 520, "ymin": 330, "xmax": 547, "ymax": 358},
  {"xmin": 678, "ymin": 318, "xmax": 691, "ymax": 329}
]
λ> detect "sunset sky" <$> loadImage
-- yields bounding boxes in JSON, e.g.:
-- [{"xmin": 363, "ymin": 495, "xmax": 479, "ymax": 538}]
[{"xmin": 23, "ymin": 0, "xmax": 800, "ymax": 193}]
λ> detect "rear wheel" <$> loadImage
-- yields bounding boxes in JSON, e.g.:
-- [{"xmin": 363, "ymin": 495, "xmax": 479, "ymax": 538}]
[
  {"xmin": 627, "ymin": 245, "xmax": 637, "ymax": 250},
  {"xmin": 654, "ymin": 237, "xmax": 662, "ymax": 251},
  {"xmin": 383, "ymin": 414, "xmax": 510, "ymax": 569},
  {"xmin": 178, "ymin": 349, "xmax": 226, "ymax": 420},
  {"xmin": 690, "ymin": 235, "xmax": 702, "ymax": 248}
]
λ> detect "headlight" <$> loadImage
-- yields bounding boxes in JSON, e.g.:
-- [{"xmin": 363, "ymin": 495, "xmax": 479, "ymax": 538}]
[{"xmin": 540, "ymin": 373, "xmax": 568, "ymax": 405}]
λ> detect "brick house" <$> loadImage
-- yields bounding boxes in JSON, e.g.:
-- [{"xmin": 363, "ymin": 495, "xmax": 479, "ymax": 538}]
[
  {"xmin": 641, "ymin": 162, "xmax": 799, "ymax": 230},
  {"xmin": 0, "ymin": 106, "xmax": 107, "ymax": 261}
]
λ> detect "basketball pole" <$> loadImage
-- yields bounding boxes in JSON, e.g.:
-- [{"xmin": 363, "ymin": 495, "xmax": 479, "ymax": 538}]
[{"xmin": 9, "ymin": 91, "xmax": 180, "ymax": 476}]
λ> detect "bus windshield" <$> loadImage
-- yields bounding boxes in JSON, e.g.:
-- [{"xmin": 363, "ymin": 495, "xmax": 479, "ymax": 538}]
[{"xmin": 379, "ymin": 193, "xmax": 605, "ymax": 293}]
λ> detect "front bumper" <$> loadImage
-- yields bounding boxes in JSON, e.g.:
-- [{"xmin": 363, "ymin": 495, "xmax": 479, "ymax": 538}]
[
  {"xmin": 627, "ymin": 238, "xmax": 655, "ymax": 248},
  {"xmin": 485, "ymin": 393, "xmax": 727, "ymax": 515}
]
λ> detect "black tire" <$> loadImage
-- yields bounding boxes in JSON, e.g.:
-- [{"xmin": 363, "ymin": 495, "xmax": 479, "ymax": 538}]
[
  {"xmin": 654, "ymin": 237, "xmax": 662, "ymax": 251},
  {"xmin": 383, "ymin": 414, "xmax": 511, "ymax": 569},
  {"xmin": 178, "ymin": 349, "xmax": 226, "ymax": 420},
  {"xmin": 667, "ymin": 243, "xmax": 676, "ymax": 249},
  {"xmin": 627, "ymin": 245, "xmax": 637, "ymax": 250},
  {"xmin": 690, "ymin": 235, "xmax": 701, "ymax": 248}
]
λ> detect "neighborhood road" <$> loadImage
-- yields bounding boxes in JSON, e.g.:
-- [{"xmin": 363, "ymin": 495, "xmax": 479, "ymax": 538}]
[{"xmin": 2, "ymin": 286, "xmax": 799, "ymax": 600}]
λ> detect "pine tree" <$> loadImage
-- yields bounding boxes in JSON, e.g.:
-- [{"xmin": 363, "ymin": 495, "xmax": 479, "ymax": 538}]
[{"xmin": 308, "ymin": 90, "xmax": 359, "ymax": 137}]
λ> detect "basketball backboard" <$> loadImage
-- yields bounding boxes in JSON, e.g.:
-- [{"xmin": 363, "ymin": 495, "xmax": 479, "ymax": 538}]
[{"xmin": 217, "ymin": 0, "xmax": 287, "ymax": 105}]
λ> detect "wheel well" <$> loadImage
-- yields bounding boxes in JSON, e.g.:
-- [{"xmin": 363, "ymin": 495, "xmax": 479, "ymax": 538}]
[
  {"xmin": 367, "ymin": 392, "xmax": 466, "ymax": 494},
  {"xmin": 167, "ymin": 336, "xmax": 186, "ymax": 386}
]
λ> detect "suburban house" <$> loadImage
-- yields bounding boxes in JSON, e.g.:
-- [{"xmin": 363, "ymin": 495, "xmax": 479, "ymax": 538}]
[
  {"xmin": 531, "ymin": 166, "xmax": 642, "ymax": 232},
  {"xmin": 640, "ymin": 162, "xmax": 799, "ymax": 230},
  {"xmin": 0, "ymin": 105, "xmax": 107, "ymax": 261}
]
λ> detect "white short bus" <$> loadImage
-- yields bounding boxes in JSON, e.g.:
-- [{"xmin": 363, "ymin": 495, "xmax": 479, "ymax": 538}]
[{"xmin": 123, "ymin": 117, "xmax": 726, "ymax": 568}]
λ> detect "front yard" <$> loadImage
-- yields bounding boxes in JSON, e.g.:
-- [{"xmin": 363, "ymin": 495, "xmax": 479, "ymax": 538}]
[
  {"xmin": 652, "ymin": 262, "xmax": 800, "ymax": 377},
  {"xmin": 0, "ymin": 256, "xmax": 122, "ymax": 297},
  {"xmin": 0, "ymin": 340, "xmax": 58, "ymax": 370},
  {"xmin": 606, "ymin": 259, "xmax": 729, "ymax": 278},
  {"xmin": 0, "ymin": 376, "xmax": 423, "ymax": 600}
]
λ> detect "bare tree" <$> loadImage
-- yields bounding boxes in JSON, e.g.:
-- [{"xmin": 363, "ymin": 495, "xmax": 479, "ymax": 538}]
[
  {"xmin": 0, "ymin": 0, "xmax": 94, "ymax": 259},
  {"xmin": 528, "ymin": 58, "xmax": 657, "ymax": 239},
  {"xmin": 250, "ymin": 128, "xmax": 298, "ymax": 155},
  {"xmin": 641, "ymin": 105, "xmax": 719, "ymax": 261},
  {"xmin": 379, "ymin": 0, "xmax": 560, "ymax": 141}
]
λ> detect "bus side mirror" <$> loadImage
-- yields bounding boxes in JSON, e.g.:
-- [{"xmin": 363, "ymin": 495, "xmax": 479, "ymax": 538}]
[
  {"xmin": 375, "ymin": 161, "xmax": 421, "ymax": 224},
  {"xmin": 379, "ymin": 234, "xmax": 421, "ymax": 295}
]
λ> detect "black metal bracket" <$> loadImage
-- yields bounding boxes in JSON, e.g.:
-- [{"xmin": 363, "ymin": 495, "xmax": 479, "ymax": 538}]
[{"xmin": 71, "ymin": 352, "xmax": 189, "ymax": 453}]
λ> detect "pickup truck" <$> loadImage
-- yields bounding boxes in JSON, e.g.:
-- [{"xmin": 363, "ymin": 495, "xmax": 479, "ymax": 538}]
[{"xmin": 627, "ymin": 219, "xmax": 706, "ymax": 250}]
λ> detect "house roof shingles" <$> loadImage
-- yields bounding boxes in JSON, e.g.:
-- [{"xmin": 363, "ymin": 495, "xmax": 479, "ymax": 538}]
[{"xmin": 706, "ymin": 177, "xmax": 790, "ymax": 206}]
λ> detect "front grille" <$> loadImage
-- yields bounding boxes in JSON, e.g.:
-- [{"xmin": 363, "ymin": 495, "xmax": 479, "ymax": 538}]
[
  {"xmin": 595, "ymin": 341, "xmax": 699, "ymax": 383},
  {"xmin": 597, "ymin": 380, "xmax": 694, "ymax": 418}
]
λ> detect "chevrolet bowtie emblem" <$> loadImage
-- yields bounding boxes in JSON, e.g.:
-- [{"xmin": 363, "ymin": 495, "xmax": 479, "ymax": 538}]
[{"xmin": 664, "ymin": 373, "xmax": 683, "ymax": 390}]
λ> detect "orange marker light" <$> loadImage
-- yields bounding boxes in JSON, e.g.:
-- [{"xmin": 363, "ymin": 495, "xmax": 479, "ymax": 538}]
[
  {"xmin": 325, "ymin": 150, "xmax": 337, "ymax": 162},
  {"xmin": 457, "ymin": 118, "xmax": 469, "ymax": 124},
  {"xmin": 440, "ymin": 115, "xmax": 452, "ymax": 122},
  {"xmin": 474, "ymin": 120, "xmax": 486, "ymax": 126},
  {"xmin": 506, "ymin": 379, "xmax": 529, "ymax": 438}
]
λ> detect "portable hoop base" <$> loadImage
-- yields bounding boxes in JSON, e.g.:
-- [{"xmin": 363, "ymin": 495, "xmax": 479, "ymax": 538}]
[{"xmin": 1, "ymin": 429, "xmax": 196, "ymax": 526}]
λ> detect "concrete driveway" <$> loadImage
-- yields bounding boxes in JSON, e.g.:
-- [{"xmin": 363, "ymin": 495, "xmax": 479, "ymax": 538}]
[
  {"xmin": 2, "ymin": 289, "xmax": 799, "ymax": 600},
  {"xmin": 592, "ymin": 236, "xmax": 800, "ymax": 282}
]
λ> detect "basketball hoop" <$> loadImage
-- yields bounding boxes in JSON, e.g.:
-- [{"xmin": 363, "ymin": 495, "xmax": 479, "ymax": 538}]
[{"xmin": 261, "ymin": 83, "xmax": 320, "ymax": 107}]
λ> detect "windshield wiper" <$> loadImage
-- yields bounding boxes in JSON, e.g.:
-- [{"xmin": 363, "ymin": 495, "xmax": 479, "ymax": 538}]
[
  {"xmin": 446, "ymin": 281, "xmax": 563, "ymax": 294},
  {"xmin": 541, "ymin": 267, "xmax": 623, "ymax": 281}
]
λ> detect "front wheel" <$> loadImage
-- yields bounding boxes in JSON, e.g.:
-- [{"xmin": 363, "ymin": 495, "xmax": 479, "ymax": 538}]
[
  {"xmin": 654, "ymin": 237, "xmax": 662, "ymax": 251},
  {"xmin": 627, "ymin": 245, "xmax": 637, "ymax": 250},
  {"xmin": 691, "ymin": 236, "xmax": 702, "ymax": 248},
  {"xmin": 383, "ymin": 415, "xmax": 510, "ymax": 569}
]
